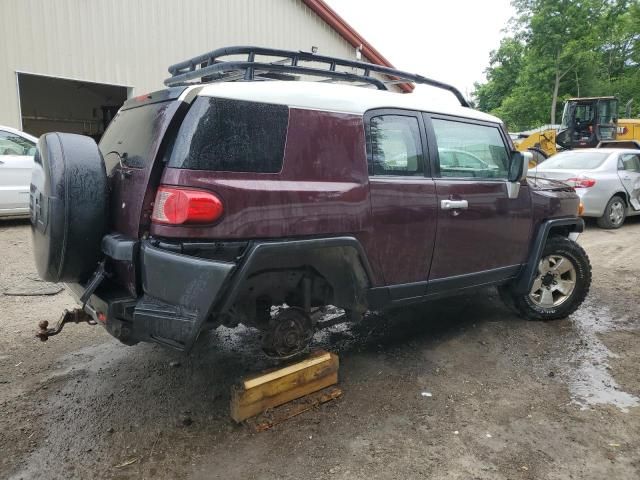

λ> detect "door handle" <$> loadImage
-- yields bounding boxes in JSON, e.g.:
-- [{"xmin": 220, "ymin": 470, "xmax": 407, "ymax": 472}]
[
  {"xmin": 0, "ymin": 160, "xmax": 4, "ymax": 165},
  {"xmin": 441, "ymin": 199, "xmax": 469, "ymax": 210}
]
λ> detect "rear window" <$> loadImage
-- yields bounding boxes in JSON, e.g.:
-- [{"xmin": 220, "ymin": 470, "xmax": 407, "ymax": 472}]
[
  {"xmin": 539, "ymin": 151, "xmax": 609, "ymax": 170},
  {"xmin": 99, "ymin": 101, "xmax": 174, "ymax": 172},
  {"xmin": 167, "ymin": 97, "xmax": 289, "ymax": 173}
]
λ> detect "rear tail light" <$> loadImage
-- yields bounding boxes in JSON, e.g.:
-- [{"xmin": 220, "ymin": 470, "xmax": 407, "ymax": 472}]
[
  {"xmin": 565, "ymin": 177, "xmax": 596, "ymax": 188},
  {"xmin": 151, "ymin": 186, "xmax": 224, "ymax": 225}
]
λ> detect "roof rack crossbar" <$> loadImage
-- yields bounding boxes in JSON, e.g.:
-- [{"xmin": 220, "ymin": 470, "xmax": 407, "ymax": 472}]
[
  {"xmin": 165, "ymin": 46, "xmax": 469, "ymax": 107},
  {"xmin": 167, "ymin": 60, "xmax": 388, "ymax": 90}
]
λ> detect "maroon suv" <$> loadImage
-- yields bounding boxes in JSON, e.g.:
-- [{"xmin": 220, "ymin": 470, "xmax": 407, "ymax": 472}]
[{"xmin": 30, "ymin": 47, "xmax": 591, "ymax": 358}]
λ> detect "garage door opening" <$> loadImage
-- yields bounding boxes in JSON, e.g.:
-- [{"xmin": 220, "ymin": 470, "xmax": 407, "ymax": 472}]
[{"xmin": 17, "ymin": 73, "xmax": 130, "ymax": 141}]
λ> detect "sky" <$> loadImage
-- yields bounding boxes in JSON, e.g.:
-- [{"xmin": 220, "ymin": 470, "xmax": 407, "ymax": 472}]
[{"xmin": 324, "ymin": 0, "xmax": 515, "ymax": 105}]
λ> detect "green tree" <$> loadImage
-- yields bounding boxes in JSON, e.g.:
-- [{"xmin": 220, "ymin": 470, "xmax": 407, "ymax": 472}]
[
  {"xmin": 474, "ymin": 38, "xmax": 525, "ymax": 113},
  {"xmin": 514, "ymin": 0, "xmax": 605, "ymax": 124},
  {"xmin": 473, "ymin": 0, "xmax": 639, "ymax": 129}
]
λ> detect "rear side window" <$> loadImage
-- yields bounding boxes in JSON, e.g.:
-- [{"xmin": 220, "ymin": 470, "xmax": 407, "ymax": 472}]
[
  {"xmin": 368, "ymin": 114, "xmax": 424, "ymax": 176},
  {"xmin": 620, "ymin": 153, "xmax": 640, "ymax": 172},
  {"xmin": 168, "ymin": 97, "xmax": 289, "ymax": 173},
  {"xmin": 432, "ymin": 119, "xmax": 509, "ymax": 179}
]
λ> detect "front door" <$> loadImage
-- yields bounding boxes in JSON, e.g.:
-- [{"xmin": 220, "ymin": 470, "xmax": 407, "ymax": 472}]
[
  {"xmin": 618, "ymin": 152, "xmax": 640, "ymax": 210},
  {"xmin": 425, "ymin": 115, "xmax": 532, "ymax": 293},
  {"xmin": 366, "ymin": 110, "xmax": 437, "ymax": 298}
]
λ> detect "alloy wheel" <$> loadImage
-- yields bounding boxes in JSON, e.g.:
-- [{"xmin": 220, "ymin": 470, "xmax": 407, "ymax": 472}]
[
  {"xmin": 529, "ymin": 254, "xmax": 577, "ymax": 308},
  {"xmin": 609, "ymin": 200, "xmax": 625, "ymax": 227}
]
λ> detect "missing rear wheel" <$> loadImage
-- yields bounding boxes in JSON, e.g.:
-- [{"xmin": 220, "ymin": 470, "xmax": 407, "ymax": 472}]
[{"xmin": 261, "ymin": 308, "xmax": 314, "ymax": 359}]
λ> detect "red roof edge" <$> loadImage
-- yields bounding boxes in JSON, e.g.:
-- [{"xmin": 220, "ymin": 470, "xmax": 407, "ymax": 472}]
[{"xmin": 302, "ymin": 0, "xmax": 414, "ymax": 93}]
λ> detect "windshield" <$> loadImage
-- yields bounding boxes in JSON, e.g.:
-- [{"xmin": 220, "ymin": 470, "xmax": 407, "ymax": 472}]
[{"xmin": 538, "ymin": 151, "xmax": 609, "ymax": 170}]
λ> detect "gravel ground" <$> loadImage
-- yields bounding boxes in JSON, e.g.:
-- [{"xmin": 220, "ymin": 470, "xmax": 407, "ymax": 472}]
[{"xmin": 1, "ymin": 218, "xmax": 639, "ymax": 479}]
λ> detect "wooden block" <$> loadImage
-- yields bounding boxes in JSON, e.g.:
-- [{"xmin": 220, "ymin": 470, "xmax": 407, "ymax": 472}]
[
  {"xmin": 230, "ymin": 350, "xmax": 339, "ymax": 422},
  {"xmin": 248, "ymin": 386, "xmax": 343, "ymax": 432}
]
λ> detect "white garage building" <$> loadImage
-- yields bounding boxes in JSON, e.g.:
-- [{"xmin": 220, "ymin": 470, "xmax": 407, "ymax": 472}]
[{"xmin": 0, "ymin": 0, "xmax": 408, "ymax": 139}]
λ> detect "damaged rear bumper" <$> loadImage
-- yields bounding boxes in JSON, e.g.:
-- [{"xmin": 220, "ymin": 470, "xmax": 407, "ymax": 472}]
[{"xmin": 67, "ymin": 235, "xmax": 237, "ymax": 351}]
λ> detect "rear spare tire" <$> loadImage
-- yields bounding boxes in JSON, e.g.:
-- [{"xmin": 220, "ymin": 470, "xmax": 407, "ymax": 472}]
[{"xmin": 30, "ymin": 132, "xmax": 108, "ymax": 283}]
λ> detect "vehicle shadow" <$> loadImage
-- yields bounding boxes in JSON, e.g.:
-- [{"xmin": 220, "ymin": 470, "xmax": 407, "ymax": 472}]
[
  {"xmin": 188, "ymin": 288, "xmax": 513, "ymax": 381},
  {"xmin": 582, "ymin": 214, "xmax": 640, "ymax": 230},
  {"xmin": 0, "ymin": 218, "xmax": 30, "ymax": 227},
  {"xmin": 15, "ymin": 289, "xmax": 521, "ymax": 479}
]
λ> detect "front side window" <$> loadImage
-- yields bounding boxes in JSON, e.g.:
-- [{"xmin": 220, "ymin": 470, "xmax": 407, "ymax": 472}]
[
  {"xmin": 432, "ymin": 119, "xmax": 509, "ymax": 179},
  {"xmin": 0, "ymin": 131, "xmax": 35, "ymax": 156},
  {"xmin": 168, "ymin": 97, "xmax": 289, "ymax": 173},
  {"xmin": 368, "ymin": 115, "xmax": 423, "ymax": 176}
]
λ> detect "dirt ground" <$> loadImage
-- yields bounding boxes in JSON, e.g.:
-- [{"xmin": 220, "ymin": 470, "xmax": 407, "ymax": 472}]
[{"xmin": 1, "ymin": 218, "xmax": 639, "ymax": 480}]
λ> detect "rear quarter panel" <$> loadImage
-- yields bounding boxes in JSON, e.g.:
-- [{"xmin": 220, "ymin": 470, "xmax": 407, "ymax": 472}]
[
  {"xmin": 152, "ymin": 108, "xmax": 383, "ymax": 285},
  {"xmin": 577, "ymin": 172, "xmax": 625, "ymax": 217}
]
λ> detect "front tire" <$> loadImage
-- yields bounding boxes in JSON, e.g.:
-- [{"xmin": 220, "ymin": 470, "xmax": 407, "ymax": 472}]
[
  {"xmin": 597, "ymin": 195, "xmax": 626, "ymax": 229},
  {"xmin": 501, "ymin": 236, "xmax": 591, "ymax": 321}
]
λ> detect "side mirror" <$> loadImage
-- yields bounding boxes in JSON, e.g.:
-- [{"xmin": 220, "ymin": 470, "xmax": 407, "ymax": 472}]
[
  {"xmin": 508, "ymin": 151, "xmax": 530, "ymax": 183},
  {"xmin": 506, "ymin": 151, "xmax": 530, "ymax": 199}
]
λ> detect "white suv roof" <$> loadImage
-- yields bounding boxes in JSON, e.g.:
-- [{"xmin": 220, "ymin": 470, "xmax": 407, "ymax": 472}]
[{"xmin": 192, "ymin": 81, "xmax": 501, "ymax": 124}]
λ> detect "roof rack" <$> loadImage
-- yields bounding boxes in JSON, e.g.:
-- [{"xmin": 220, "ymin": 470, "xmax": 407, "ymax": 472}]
[{"xmin": 165, "ymin": 46, "xmax": 470, "ymax": 107}]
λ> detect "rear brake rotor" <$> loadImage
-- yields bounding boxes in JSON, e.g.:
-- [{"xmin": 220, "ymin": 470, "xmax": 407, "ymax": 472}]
[{"xmin": 261, "ymin": 308, "xmax": 313, "ymax": 359}]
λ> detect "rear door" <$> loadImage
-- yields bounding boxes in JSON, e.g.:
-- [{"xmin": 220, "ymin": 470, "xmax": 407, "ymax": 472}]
[
  {"xmin": 618, "ymin": 153, "xmax": 640, "ymax": 210},
  {"xmin": 0, "ymin": 130, "xmax": 35, "ymax": 212},
  {"xmin": 424, "ymin": 114, "xmax": 532, "ymax": 292},
  {"xmin": 365, "ymin": 109, "xmax": 437, "ymax": 297},
  {"xmin": 98, "ymin": 88, "xmax": 188, "ymax": 238}
]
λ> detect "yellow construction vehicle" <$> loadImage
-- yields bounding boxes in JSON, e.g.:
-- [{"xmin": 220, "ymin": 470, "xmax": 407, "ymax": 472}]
[
  {"xmin": 512, "ymin": 126, "xmax": 558, "ymax": 165},
  {"xmin": 612, "ymin": 116, "xmax": 640, "ymax": 147},
  {"xmin": 513, "ymin": 96, "xmax": 640, "ymax": 165}
]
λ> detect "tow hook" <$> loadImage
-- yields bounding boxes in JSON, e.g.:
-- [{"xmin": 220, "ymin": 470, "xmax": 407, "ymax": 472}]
[{"xmin": 36, "ymin": 308, "xmax": 97, "ymax": 341}]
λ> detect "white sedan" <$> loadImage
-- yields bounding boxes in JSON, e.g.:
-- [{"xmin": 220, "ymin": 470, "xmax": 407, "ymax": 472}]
[
  {"xmin": 532, "ymin": 148, "xmax": 640, "ymax": 228},
  {"xmin": 0, "ymin": 126, "xmax": 37, "ymax": 219}
]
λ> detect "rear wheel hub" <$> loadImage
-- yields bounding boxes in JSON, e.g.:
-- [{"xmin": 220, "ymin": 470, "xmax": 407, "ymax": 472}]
[{"xmin": 261, "ymin": 308, "xmax": 313, "ymax": 359}]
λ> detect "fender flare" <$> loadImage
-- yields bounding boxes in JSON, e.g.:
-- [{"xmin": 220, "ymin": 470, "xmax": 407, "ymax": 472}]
[
  {"xmin": 215, "ymin": 236, "xmax": 374, "ymax": 315},
  {"xmin": 512, "ymin": 217, "xmax": 585, "ymax": 295}
]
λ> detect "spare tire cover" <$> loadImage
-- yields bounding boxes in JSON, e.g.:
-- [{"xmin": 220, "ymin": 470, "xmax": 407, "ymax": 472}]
[{"xmin": 30, "ymin": 132, "xmax": 108, "ymax": 283}]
